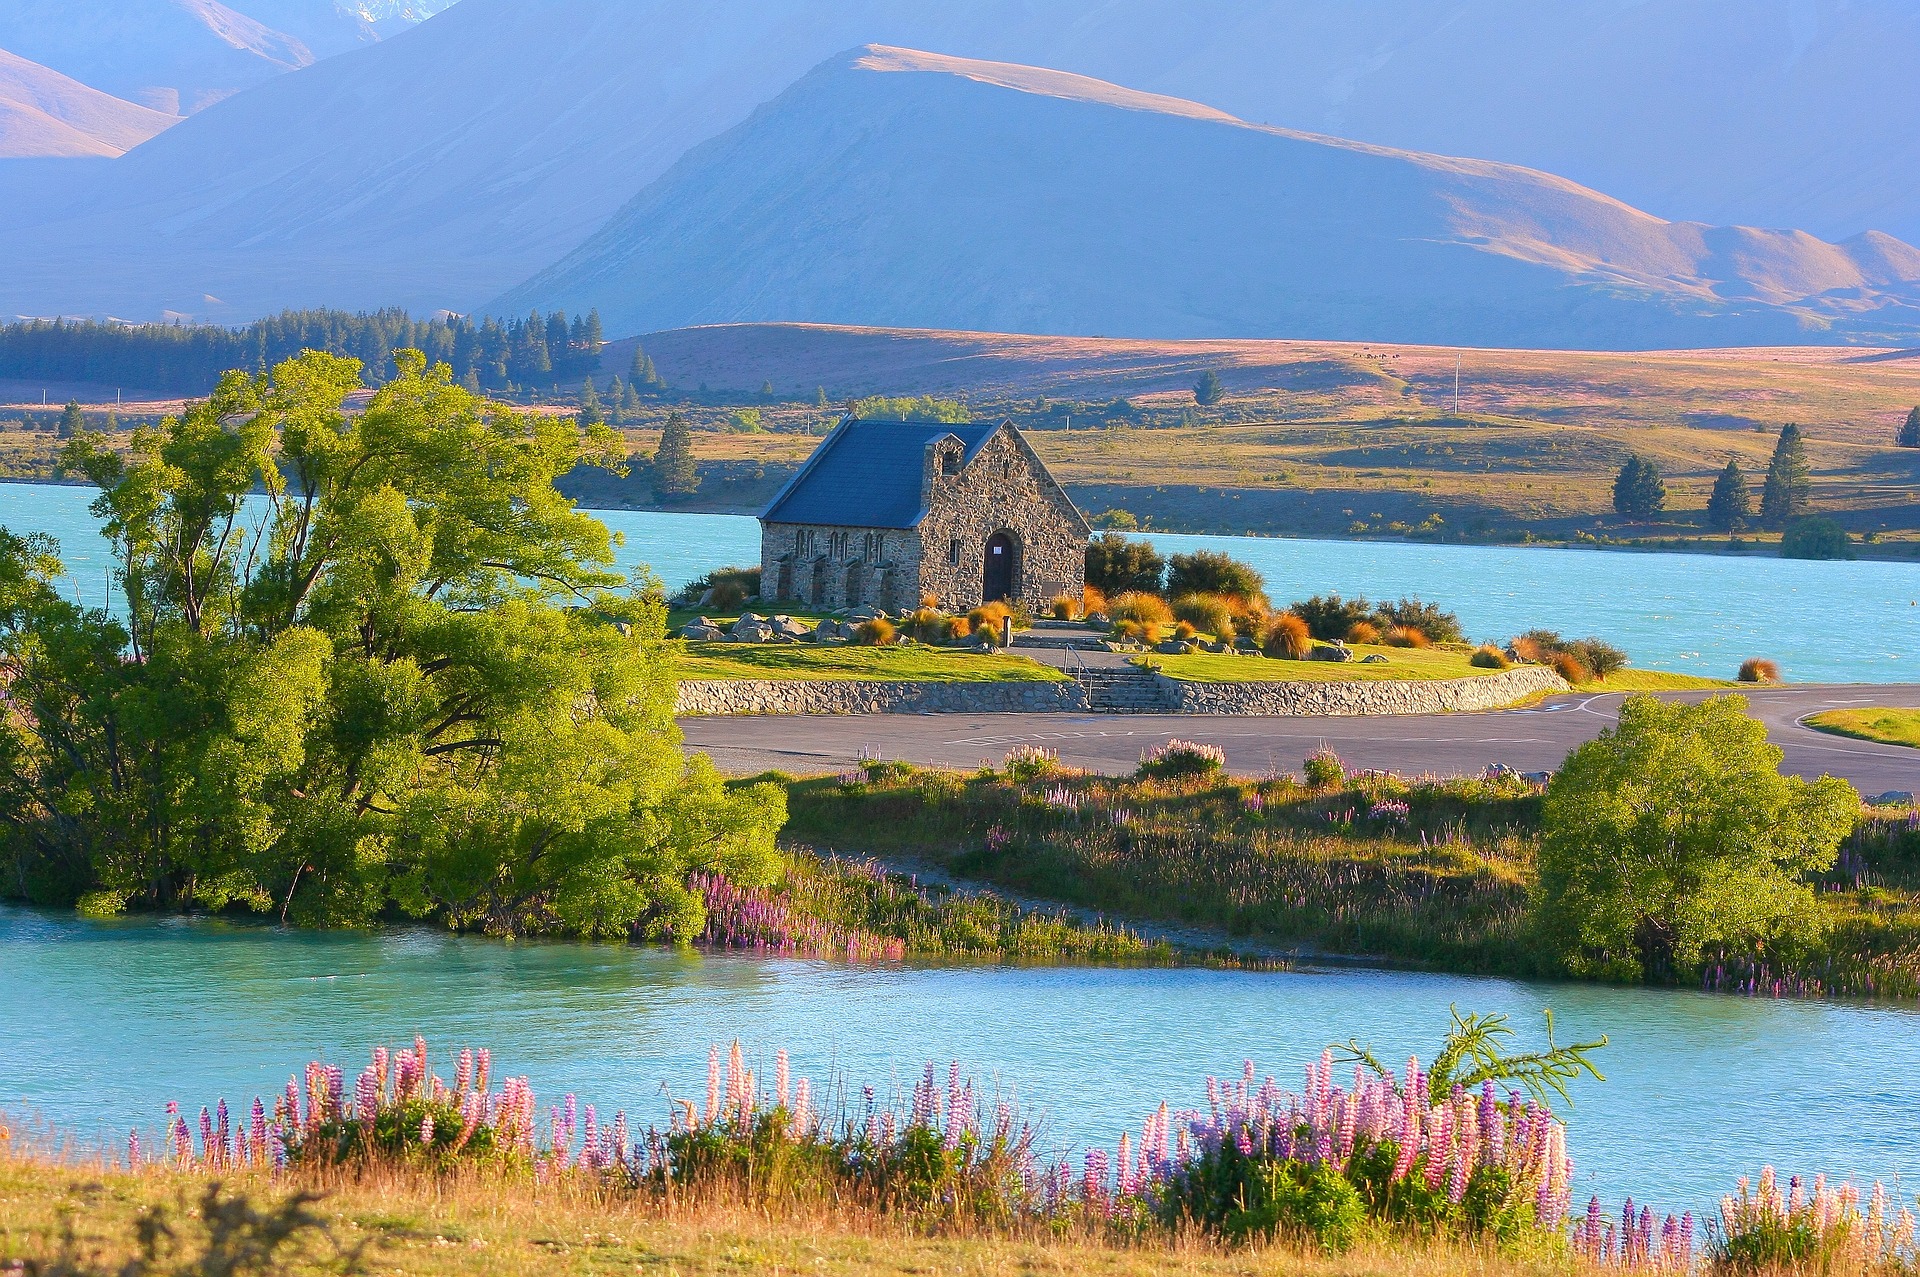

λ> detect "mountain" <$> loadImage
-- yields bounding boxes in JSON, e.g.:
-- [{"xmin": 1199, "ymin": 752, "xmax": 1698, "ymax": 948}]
[
  {"xmin": 4, "ymin": 0, "xmax": 1920, "ymax": 333},
  {"xmin": 492, "ymin": 47, "xmax": 1920, "ymax": 350},
  {"xmin": 0, "ymin": 49, "xmax": 177, "ymax": 157},
  {"xmin": 0, "ymin": 0, "xmax": 434, "ymax": 118}
]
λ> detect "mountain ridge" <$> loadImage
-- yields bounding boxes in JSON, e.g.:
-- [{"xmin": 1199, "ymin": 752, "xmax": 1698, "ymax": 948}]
[{"xmin": 491, "ymin": 46, "xmax": 1920, "ymax": 350}]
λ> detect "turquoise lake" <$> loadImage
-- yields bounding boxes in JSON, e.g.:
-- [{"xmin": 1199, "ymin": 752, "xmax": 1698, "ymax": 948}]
[
  {"xmin": 4, "ymin": 480, "xmax": 1916, "ymax": 683},
  {"xmin": 5, "ymin": 904, "xmax": 1920, "ymax": 1218}
]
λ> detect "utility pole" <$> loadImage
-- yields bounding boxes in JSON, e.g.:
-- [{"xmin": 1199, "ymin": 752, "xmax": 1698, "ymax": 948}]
[{"xmin": 1453, "ymin": 354, "xmax": 1461, "ymax": 416}]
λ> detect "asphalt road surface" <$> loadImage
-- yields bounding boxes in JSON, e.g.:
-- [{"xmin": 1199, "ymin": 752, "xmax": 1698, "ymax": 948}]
[{"xmin": 679, "ymin": 685, "xmax": 1920, "ymax": 795}]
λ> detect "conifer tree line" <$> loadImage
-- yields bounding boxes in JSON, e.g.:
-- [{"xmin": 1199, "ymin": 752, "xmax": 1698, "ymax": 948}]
[{"xmin": 0, "ymin": 308, "xmax": 618, "ymax": 397}]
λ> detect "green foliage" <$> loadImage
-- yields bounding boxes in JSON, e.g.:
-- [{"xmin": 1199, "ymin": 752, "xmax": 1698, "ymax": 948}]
[
  {"xmin": 1290, "ymin": 593, "xmax": 1375, "ymax": 641},
  {"xmin": 1165, "ymin": 550, "xmax": 1264, "ymax": 603},
  {"xmin": 1760, "ymin": 423, "xmax": 1812, "ymax": 527},
  {"xmin": 1192, "ymin": 369, "xmax": 1225, "ymax": 406},
  {"xmin": 1611, "ymin": 454, "xmax": 1666, "ymax": 518},
  {"xmin": 1083, "ymin": 532, "xmax": 1164, "ymax": 596},
  {"xmin": 651, "ymin": 411, "xmax": 699, "ymax": 501},
  {"xmin": 1533, "ymin": 694, "xmax": 1859, "ymax": 980},
  {"xmin": 576, "ymin": 378, "xmax": 603, "ymax": 427},
  {"xmin": 848, "ymin": 395, "xmax": 969, "ymax": 423},
  {"xmin": 56, "ymin": 400, "xmax": 84, "ymax": 440},
  {"xmin": 1373, "ymin": 596, "xmax": 1462, "ymax": 644},
  {"xmin": 1169, "ymin": 593, "xmax": 1236, "ymax": 640},
  {"xmin": 1168, "ymin": 1148, "xmax": 1366, "ymax": 1250},
  {"xmin": 629, "ymin": 343, "xmax": 665, "ymax": 391},
  {"xmin": 1470, "ymin": 645, "xmax": 1511, "ymax": 670},
  {"xmin": 1781, "ymin": 515, "xmax": 1853, "ymax": 560},
  {"xmin": 1514, "ymin": 630, "xmax": 1628, "ymax": 679},
  {"xmin": 0, "ymin": 350, "xmax": 784, "ymax": 937},
  {"xmin": 1899, "ymin": 406, "xmax": 1920, "ymax": 449},
  {"xmin": 1707, "ymin": 459, "xmax": 1751, "ymax": 530},
  {"xmin": 1303, "ymin": 748, "xmax": 1345, "ymax": 788},
  {"xmin": 1338, "ymin": 1006, "xmax": 1606, "ymax": 1114}
]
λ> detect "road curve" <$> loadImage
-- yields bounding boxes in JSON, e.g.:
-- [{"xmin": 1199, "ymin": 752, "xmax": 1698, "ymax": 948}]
[{"xmin": 678, "ymin": 685, "xmax": 1920, "ymax": 794}]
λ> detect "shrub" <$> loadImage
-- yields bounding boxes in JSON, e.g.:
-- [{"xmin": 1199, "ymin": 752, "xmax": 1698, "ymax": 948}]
[
  {"xmin": 1781, "ymin": 516, "xmax": 1854, "ymax": 560},
  {"xmin": 1292, "ymin": 593, "xmax": 1374, "ymax": 641},
  {"xmin": 968, "ymin": 600, "xmax": 1013, "ymax": 637},
  {"xmin": 1166, "ymin": 550, "xmax": 1265, "ymax": 603},
  {"xmin": 1566, "ymin": 639, "xmax": 1627, "ymax": 680},
  {"xmin": 1535, "ymin": 694, "xmax": 1859, "ymax": 981},
  {"xmin": 949, "ymin": 616, "xmax": 973, "ymax": 641},
  {"xmin": 1173, "ymin": 620, "xmax": 1198, "ymax": 641},
  {"xmin": 1002, "ymin": 744, "xmax": 1060, "ymax": 781},
  {"xmin": 1383, "ymin": 625, "xmax": 1430, "ymax": 648},
  {"xmin": 1138, "ymin": 738, "xmax": 1227, "ymax": 780},
  {"xmin": 1739, "ymin": 657, "xmax": 1781, "ymax": 683},
  {"xmin": 1470, "ymin": 645, "xmax": 1512, "ymax": 670},
  {"xmin": 1085, "ymin": 533, "xmax": 1165, "ymax": 595},
  {"xmin": 1374, "ymin": 597, "xmax": 1463, "ymax": 644},
  {"xmin": 853, "ymin": 617, "xmax": 895, "ymax": 646},
  {"xmin": 1303, "ymin": 747, "xmax": 1346, "ymax": 788},
  {"xmin": 1108, "ymin": 591, "xmax": 1173, "ymax": 627},
  {"xmin": 905, "ymin": 608, "xmax": 953, "ymax": 643},
  {"xmin": 1262, "ymin": 613, "xmax": 1313, "ymax": 660},
  {"xmin": 1171, "ymin": 592, "xmax": 1237, "ymax": 640},
  {"xmin": 1345, "ymin": 620, "xmax": 1381, "ymax": 644},
  {"xmin": 682, "ymin": 564, "xmax": 763, "ymax": 607},
  {"xmin": 1512, "ymin": 631, "xmax": 1557, "ymax": 664},
  {"xmin": 1049, "ymin": 594, "xmax": 1077, "ymax": 620},
  {"xmin": 1550, "ymin": 651, "xmax": 1591, "ymax": 683},
  {"xmin": 1514, "ymin": 630, "xmax": 1627, "ymax": 679}
]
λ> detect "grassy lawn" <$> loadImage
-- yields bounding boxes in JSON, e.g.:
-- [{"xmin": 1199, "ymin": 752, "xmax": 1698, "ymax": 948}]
[
  {"xmin": 1573, "ymin": 669, "xmax": 1741, "ymax": 692},
  {"xmin": 1807, "ymin": 706, "xmax": 1920, "ymax": 749},
  {"xmin": 673, "ymin": 641, "xmax": 1067, "ymax": 682},
  {"xmin": 1141, "ymin": 644, "xmax": 1498, "ymax": 683}
]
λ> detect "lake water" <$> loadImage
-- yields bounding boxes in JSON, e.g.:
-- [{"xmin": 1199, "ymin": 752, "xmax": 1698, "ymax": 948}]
[
  {"xmin": 4, "ymin": 902, "xmax": 1919, "ymax": 1217},
  {"xmin": 3, "ymin": 480, "xmax": 1915, "ymax": 683}
]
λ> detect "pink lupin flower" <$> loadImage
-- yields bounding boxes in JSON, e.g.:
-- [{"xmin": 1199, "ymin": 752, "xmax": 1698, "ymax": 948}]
[
  {"xmin": 127, "ymin": 1130, "xmax": 140, "ymax": 1169},
  {"xmin": 775, "ymin": 1049, "xmax": 790, "ymax": 1109},
  {"xmin": 420, "ymin": 1113, "xmax": 434, "ymax": 1146},
  {"xmin": 704, "ymin": 1046, "xmax": 720, "ymax": 1126}
]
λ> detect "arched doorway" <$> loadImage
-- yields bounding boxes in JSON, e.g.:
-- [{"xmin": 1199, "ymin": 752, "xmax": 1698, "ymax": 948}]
[{"xmin": 982, "ymin": 531, "xmax": 1015, "ymax": 602}]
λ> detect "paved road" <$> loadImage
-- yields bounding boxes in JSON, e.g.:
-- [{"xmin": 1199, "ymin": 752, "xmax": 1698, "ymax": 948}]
[{"xmin": 679, "ymin": 685, "xmax": 1920, "ymax": 794}]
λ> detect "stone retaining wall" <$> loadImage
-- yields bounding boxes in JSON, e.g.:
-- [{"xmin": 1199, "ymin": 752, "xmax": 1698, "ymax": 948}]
[
  {"xmin": 1151, "ymin": 665, "xmax": 1569, "ymax": 716},
  {"xmin": 674, "ymin": 679, "xmax": 1089, "ymax": 715}
]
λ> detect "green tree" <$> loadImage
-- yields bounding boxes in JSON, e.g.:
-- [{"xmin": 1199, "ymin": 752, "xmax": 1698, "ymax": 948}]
[
  {"xmin": 621, "ymin": 380, "xmax": 643, "ymax": 421},
  {"xmin": 1193, "ymin": 369, "xmax": 1225, "ymax": 406},
  {"xmin": 816, "ymin": 386, "xmax": 829, "ymax": 409},
  {"xmin": 759, "ymin": 379, "xmax": 775, "ymax": 399},
  {"xmin": 651, "ymin": 411, "xmax": 698, "ymax": 501},
  {"xmin": 56, "ymin": 400, "xmax": 83, "ymax": 440},
  {"xmin": 1166, "ymin": 549, "xmax": 1265, "ymax": 602},
  {"xmin": 1760, "ymin": 424, "xmax": 1812, "ymax": 527},
  {"xmin": 849, "ymin": 395, "xmax": 969, "ymax": 423},
  {"xmin": 577, "ymin": 378, "xmax": 604, "ymax": 427},
  {"xmin": 1533, "ymin": 694, "xmax": 1857, "ymax": 982},
  {"xmin": 1083, "ymin": 532, "xmax": 1165, "ymax": 596},
  {"xmin": 1610, "ymin": 454, "xmax": 1665, "ymax": 518},
  {"xmin": 1706, "ymin": 459, "xmax": 1750, "ymax": 531},
  {"xmin": 1780, "ymin": 515, "xmax": 1853, "ymax": 560},
  {"xmin": 1898, "ymin": 407, "xmax": 1920, "ymax": 448},
  {"xmin": 0, "ymin": 350, "xmax": 782, "ymax": 934},
  {"xmin": 630, "ymin": 343, "xmax": 664, "ymax": 391},
  {"xmin": 605, "ymin": 374, "xmax": 627, "ymax": 425}
]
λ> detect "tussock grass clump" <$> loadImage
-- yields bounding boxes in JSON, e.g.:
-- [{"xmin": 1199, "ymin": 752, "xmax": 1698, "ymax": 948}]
[
  {"xmin": 1081, "ymin": 584, "xmax": 1109, "ymax": 616},
  {"xmin": 1383, "ymin": 625, "xmax": 1431, "ymax": 649},
  {"xmin": 851, "ymin": 617, "xmax": 894, "ymax": 646},
  {"xmin": 1171, "ymin": 593, "xmax": 1237, "ymax": 642},
  {"xmin": 1049, "ymin": 594, "xmax": 1078, "ymax": 620},
  {"xmin": 1263, "ymin": 613, "xmax": 1314, "ymax": 660},
  {"xmin": 1550, "ymin": 651, "xmax": 1592, "ymax": 684},
  {"xmin": 1173, "ymin": 620, "xmax": 1198, "ymax": 641},
  {"xmin": 1108, "ymin": 591, "xmax": 1173, "ymax": 627},
  {"xmin": 1346, "ymin": 620, "xmax": 1382, "ymax": 644},
  {"xmin": 1739, "ymin": 657, "xmax": 1781, "ymax": 683},
  {"xmin": 1470, "ymin": 645, "xmax": 1513, "ymax": 670}
]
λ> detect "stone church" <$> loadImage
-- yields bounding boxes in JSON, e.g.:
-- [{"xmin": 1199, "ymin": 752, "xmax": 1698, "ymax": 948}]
[{"xmin": 759, "ymin": 416, "xmax": 1089, "ymax": 612}]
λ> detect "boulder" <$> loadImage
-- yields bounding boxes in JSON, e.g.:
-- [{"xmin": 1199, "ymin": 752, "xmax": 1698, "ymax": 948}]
[
  {"xmin": 1522, "ymin": 771, "xmax": 1554, "ymax": 785},
  {"xmin": 677, "ymin": 622, "xmax": 723, "ymax": 641},
  {"xmin": 730, "ymin": 620, "xmax": 775, "ymax": 643},
  {"xmin": 1870, "ymin": 790, "xmax": 1916, "ymax": 807},
  {"xmin": 1084, "ymin": 612, "xmax": 1111, "ymax": 628},
  {"xmin": 1359, "ymin": 653, "xmax": 1389, "ymax": 664},
  {"xmin": 1311, "ymin": 641, "xmax": 1354, "ymax": 662},
  {"xmin": 846, "ymin": 605, "xmax": 882, "ymax": 622},
  {"xmin": 1156, "ymin": 639, "xmax": 1196, "ymax": 655},
  {"xmin": 769, "ymin": 614, "xmax": 812, "ymax": 639}
]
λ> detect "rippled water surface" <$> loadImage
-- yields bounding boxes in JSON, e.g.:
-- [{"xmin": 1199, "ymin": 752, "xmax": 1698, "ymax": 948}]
[
  {"xmin": 5, "ymin": 481, "xmax": 1915, "ymax": 682},
  {"xmin": 6, "ymin": 905, "xmax": 1920, "ymax": 1215}
]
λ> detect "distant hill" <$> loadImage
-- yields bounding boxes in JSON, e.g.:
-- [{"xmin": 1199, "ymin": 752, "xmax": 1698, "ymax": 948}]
[
  {"xmin": 496, "ymin": 48, "xmax": 1920, "ymax": 350},
  {"xmin": 5, "ymin": 0, "xmax": 1920, "ymax": 334},
  {"xmin": 0, "ymin": 49, "xmax": 177, "ymax": 157}
]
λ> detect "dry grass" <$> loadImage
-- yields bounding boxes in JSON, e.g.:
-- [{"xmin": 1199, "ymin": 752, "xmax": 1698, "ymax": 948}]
[{"xmin": 0, "ymin": 1155, "xmax": 1597, "ymax": 1277}]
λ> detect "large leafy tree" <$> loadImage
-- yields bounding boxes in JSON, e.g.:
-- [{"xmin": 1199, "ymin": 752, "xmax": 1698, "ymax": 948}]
[
  {"xmin": 1532, "ymin": 694, "xmax": 1856, "ymax": 982},
  {"xmin": 0, "ymin": 349, "xmax": 783, "ymax": 936}
]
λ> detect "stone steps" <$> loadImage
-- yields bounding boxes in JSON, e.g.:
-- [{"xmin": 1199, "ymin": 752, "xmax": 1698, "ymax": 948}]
[{"xmin": 1071, "ymin": 666, "xmax": 1172, "ymax": 713}]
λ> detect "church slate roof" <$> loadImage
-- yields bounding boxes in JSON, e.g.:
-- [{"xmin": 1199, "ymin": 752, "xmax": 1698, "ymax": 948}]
[{"xmin": 760, "ymin": 417, "xmax": 1003, "ymax": 529}]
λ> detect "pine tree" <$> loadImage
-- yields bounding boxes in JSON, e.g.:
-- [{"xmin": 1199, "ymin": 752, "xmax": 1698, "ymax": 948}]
[
  {"xmin": 583, "ymin": 308, "xmax": 604, "ymax": 360},
  {"xmin": 816, "ymin": 386, "xmax": 829, "ymax": 409},
  {"xmin": 1193, "ymin": 369, "xmax": 1225, "ymax": 406},
  {"xmin": 621, "ymin": 381, "xmax": 642, "ymax": 420},
  {"xmin": 1611, "ymin": 454, "xmax": 1665, "ymax": 518},
  {"xmin": 630, "ymin": 343, "xmax": 664, "ymax": 390},
  {"xmin": 1706, "ymin": 459, "xmax": 1750, "ymax": 531},
  {"xmin": 605, "ymin": 374, "xmax": 626, "ymax": 425},
  {"xmin": 1760, "ymin": 423, "xmax": 1812, "ymax": 527},
  {"xmin": 56, "ymin": 400, "xmax": 83, "ymax": 439},
  {"xmin": 651, "ymin": 411, "xmax": 698, "ymax": 501},
  {"xmin": 1898, "ymin": 406, "xmax": 1920, "ymax": 448},
  {"xmin": 578, "ymin": 378, "xmax": 603, "ymax": 427},
  {"xmin": 760, "ymin": 379, "xmax": 775, "ymax": 399}
]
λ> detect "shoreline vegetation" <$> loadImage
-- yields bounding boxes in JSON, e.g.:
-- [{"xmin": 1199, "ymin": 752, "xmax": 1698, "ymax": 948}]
[{"xmin": 3, "ymin": 1029, "xmax": 1912, "ymax": 1276}]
